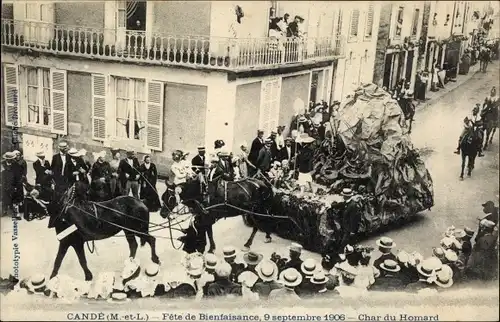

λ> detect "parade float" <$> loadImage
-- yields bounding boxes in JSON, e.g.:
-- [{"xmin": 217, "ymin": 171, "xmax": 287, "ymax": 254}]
[{"xmin": 248, "ymin": 83, "xmax": 435, "ymax": 254}]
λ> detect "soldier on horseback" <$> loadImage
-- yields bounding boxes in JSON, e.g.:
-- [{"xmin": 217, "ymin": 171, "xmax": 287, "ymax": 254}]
[{"xmin": 455, "ymin": 117, "xmax": 477, "ymax": 154}]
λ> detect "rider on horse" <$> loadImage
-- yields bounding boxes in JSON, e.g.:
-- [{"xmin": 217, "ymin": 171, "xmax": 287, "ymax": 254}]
[{"xmin": 455, "ymin": 117, "xmax": 476, "ymax": 154}]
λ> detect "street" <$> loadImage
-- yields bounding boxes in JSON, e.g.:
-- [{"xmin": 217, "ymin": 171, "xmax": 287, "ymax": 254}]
[{"xmin": 1, "ymin": 63, "xmax": 499, "ymax": 289}]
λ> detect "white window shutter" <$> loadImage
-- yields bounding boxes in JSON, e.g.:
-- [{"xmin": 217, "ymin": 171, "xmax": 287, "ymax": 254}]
[
  {"xmin": 146, "ymin": 81, "xmax": 164, "ymax": 151},
  {"xmin": 92, "ymin": 74, "xmax": 107, "ymax": 140},
  {"xmin": 4, "ymin": 64, "xmax": 19, "ymax": 127},
  {"xmin": 350, "ymin": 9, "xmax": 360, "ymax": 37},
  {"xmin": 365, "ymin": 4, "xmax": 375, "ymax": 37},
  {"xmin": 269, "ymin": 79, "xmax": 281, "ymax": 132},
  {"xmin": 50, "ymin": 69, "xmax": 67, "ymax": 134}
]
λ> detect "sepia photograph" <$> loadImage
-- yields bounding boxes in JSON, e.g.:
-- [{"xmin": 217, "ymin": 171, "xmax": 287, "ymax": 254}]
[{"xmin": 0, "ymin": 0, "xmax": 498, "ymax": 321}]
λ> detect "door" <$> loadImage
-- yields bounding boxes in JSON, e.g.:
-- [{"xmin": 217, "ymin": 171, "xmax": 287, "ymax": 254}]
[
  {"xmin": 383, "ymin": 53, "xmax": 393, "ymax": 89},
  {"xmin": 405, "ymin": 50, "xmax": 414, "ymax": 83},
  {"xmin": 307, "ymin": 7, "xmax": 320, "ymax": 57},
  {"xmin": 116, "ymin": 1, "xmax": 127, "ymax": 50},
  {"xmin": 24, "ymin": 3, "xmax": 53, "ymax": 45}
]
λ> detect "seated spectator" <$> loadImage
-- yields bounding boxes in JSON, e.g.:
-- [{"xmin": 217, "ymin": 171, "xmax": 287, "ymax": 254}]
[
  {"xmin": 396, "ymin": 251, "xmax": 419, "ymax": 286},
  {"xmin": 373, "ymin": 237, "xmax": 397, "ymax": 271},
  {"xmin": 432, "ymin": 268, "xmax": 454, "ymax": 292},
  {"xmin": 251, "ymin": 260, "xmax": 282, "ymax": 300},
  {"xmin": 223, "ymin": 246, "xmax": 245, "ymax": 283},
  {"xmin": 206, "ymin": 263, "xmax": 242, "ymax": 298},
  {"xmin": 241, "ymin": 251, "xmax": 263, "ymax": 276},
  {"xmin": 296, "ymin": 258, "xmax": 319, "ymax": 297},
  {"xmin": 269, "ymin": 268, "xmax": 302, "ymax": 301},
  {"xmin": 282, "ymin": 243, "xmax": 304, "ymax": 272},
  {"xmin": 310, "ymin": 271, "xmax": 339, "ymax": 297},
  {"xmin": 370, "ymin": 260, "xmax": 405, "ymax": 291}
]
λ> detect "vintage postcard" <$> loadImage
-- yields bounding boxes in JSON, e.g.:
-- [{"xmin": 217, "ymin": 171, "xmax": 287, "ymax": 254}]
[{"xmin": 1, "ymin": 0, "xmax": 499, "ymax": 321}]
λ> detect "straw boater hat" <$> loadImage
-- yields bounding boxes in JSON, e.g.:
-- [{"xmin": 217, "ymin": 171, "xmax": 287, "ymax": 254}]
[
  {"xmin": 464, "ymin": 227, "xmax": 475, "ymax": 237},
  {"xmin": 288, "ymin": 242, "xmax": 303, "ymax": 254},
  {"xmin": 334, "ymin": 261, "xmax": 358, "ymax": 276},
  {"xmin": 223, "ymin": 246, "xmax": 237, "ymax": 259},
  {"xmin": 376, "ymin": 236, "xmax": 396, "ymax": 249},
  {"xmin": 397, "ymin": 250, "xmax": 410, "ymax": 264},
  {"xmin": 310, "ymin": 271, "xmax": 328, "ymax": 285},
  {"xmin": 68, "ymin": 148, "xmax": 79, "ymax": 157},
  {"xmin": 380, "ymin": 259, "xmax": 401, "ymax": 273},
  {"xmin": 264, "ymin": 138, "xmax": 273, "ymax": 145},
  {"xmin": 27, "ymin": 274, "xmax": 47, "ymax": 292},
  {"xmin": 107, "ymin": 291, "xmax": 130, "ymax": 303},
  {"xmin": 243, "ymin": 251, "xmax": 263, "ymax": 266},
  {"xmin": 218, "ymin": 148, "xmax": 231, "ymax": 157},
  {"xmin": 279, "ymin": 268, "xmax": 303, "ymax": 288},
  {"xmin": 440, "ymin": 237, "xmax": 455, "ymax": 250},
  {"xmin": 300, "ymin": 259, "xmax": 318, "ymax": 277},
  {"xmin": 416, "ymin": 259, "xmax": 437, "ymax": 278},
  {"xmin": 215, "ymin": 262, "xmax": 232, "ymax": 278},
  {"xmin": 427, "ymin": 256, "xmax": 443, "ymax": 272},
  {"xmin": 2, "ymin": 151, "xmax": 16, "ymax": 160},
  {"xmin": 341, "ymin": 188, "xmax": 354, "ymax": 198},
  {"xmin": 204, "ymin": 253, "xmax": 218, "ymax": 270},
  {"xmin": 255, "ymin": 260, "xmax": 278, "ymax": 282},
  {"xmin": 444, "ymin": 250, "xmax": 458, "ymax": 263},
  {"xmin": 12, "ymin": 150, "xmax": 20, "ymax": 156},
  {"xmin": 434, "ymin": 269, "xmax": 453, "ymax": 288},
  {"xmin": 145, "ymin": 263, "xmax": 160, "ymax": 278},
  {"xmin": 296, "ymin": 133, "xmax": 315, "ymax": 144},
  {"xmin": 432, "ymin": 247, "xmax": 446, "ymax": 259},
  {"xmin": 197, "ymin": 146, "xmax": 205, "ymax": 152},
  {"xmin": 35, "ymin": 151, "xmax": 45, "ymax": 158},
  {"xmin": 58, "ymin": 141, "xmax": 68, "ymax": 148}
]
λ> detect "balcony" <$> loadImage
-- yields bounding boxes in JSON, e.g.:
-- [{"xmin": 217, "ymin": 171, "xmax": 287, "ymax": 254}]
[{"xmin": 1, "ymin": 19, "xmax": 345, "ymax": 72}]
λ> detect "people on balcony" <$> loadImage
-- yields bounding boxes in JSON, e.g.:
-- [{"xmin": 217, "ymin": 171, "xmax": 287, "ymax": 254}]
[{"xmin": 287, "ymin": 16, "xmax": 305, "ymax": 38}]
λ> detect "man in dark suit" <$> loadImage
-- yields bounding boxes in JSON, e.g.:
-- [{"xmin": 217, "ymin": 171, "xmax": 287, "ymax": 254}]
[
  {"xmin": 119, "ymin": 150, "xmax": 141, "ymax": 198},
  {"xmin": 249, "ymin": 130, "xmax": 265, "ymax": 166},
  {"xmin": 191, "ymin": 146, "xmax": 206, "ymax": 176},
  {"xmin": 280, "ymin": 137, "xmax": 296, "ymax": 165},
  {"xmin": 255, "ymin": 139, "xmax": 273, "ymax": 176},
  {"xmin": 51, "ymin": 141, "xmax": 71, "ymax": 193},
  {"xmin": 33, "ymin": 151, "xmax": 52, "ymax": 200},
  {"xmin": 66, "ymin": 148, "xmax": 89, "ymax": 187},
  {"xmin": 268, "ymin": 131, "xmax": 280, "ymax": 161}
]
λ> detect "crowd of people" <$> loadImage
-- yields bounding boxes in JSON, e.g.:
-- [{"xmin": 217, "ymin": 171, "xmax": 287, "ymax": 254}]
[{"xmin": 6, "ymin": 198, "xmax": 497, "ymax": 301}]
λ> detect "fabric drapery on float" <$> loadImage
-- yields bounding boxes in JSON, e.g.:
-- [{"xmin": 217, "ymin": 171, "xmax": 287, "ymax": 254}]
[{"xmin": 261, "ymin": 83, "xmax": 434, "ymax": 253}]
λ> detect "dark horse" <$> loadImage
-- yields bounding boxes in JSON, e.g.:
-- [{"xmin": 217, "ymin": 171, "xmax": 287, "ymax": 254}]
[
  {"xmin": 459, "ymin": 126, "xmax": 483, "ymax": 180},
  {"xmin": 47, "ymin": 182, "xmax": 159, "ymax": 281},
  {"xmin": 482, "ymin": 105, "xmax": 498, "ymax": 150},
  {"xmin": 160, "ymin": 175, "xmax": 275, "ymax": 253}
]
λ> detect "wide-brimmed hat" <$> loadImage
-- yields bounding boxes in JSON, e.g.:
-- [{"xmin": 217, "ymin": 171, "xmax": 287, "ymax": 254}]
[
  {"xmin": 380, "ymin": 259, "xmax": 401, "ymax": 273},
  {"xmin": 3, "ymin": 152, "xmax": 16, "ymax": 160},
  {"xmin": 482, "ymin": 200, "xmax": 495, "ymax": 208},
  {"xmin": 397, "ymin": 250, "xmax": 410, "ymax": 264},
  {"xmin": 464, "ymin": 227, "xmax": 475, "ymax": 237},
  {"xmin": 444, "ymin": 250, "xmax": 458, "ymax": 263},
  {"xmin": 440, "ymin": 237, "xmax": 455, "ymax": 249},
  {"xmin": 300, "ymin": 259, "xmax": 318, "ymax": 277},
  {"xmin": 255, "ymin": 260, "xmax": 278, "ymax": 282},
  {"xmin": 197, "ymin": 146, "xmax": 205, "ymax": 151},
  {"xmin": 264, "ymin": 138, "xmax": 273, "ymax": 145},
  {"xmin": 222, "ymin": 246, "xmax": 237, "ymax": 259},
  {"xmin": 297, "ymin": 116, "xmax": 308, "ymax": 123},
  {"xmin": 145, "ymin": 263, "xmax": 160, "ymax": 277},
  {"xmin": 480, "ymin": 219, "xmax": 496, "ymax": 229},
  {"xmin": 279, "ymin": 268, "xmax": 303, "ymax": 288},
  {"xmin": 35, "ymin": 151, "xmax": 45, "ymax": 157},
  {"xmin": 310, "ymin": 271, "xmax": 328, "ymax": 285},
  {"xmin": 376, "ymin": 237, "xmax": 396, "ymax": 249},
  {"xmin": 341, "ymin": 188, "xmax": 354, "ymax": 197},
  {"xmin": 288, "ymin": 242, "xmax": 303, "ymax": 254},
  {"xmin": 434, "ymin": 269, "xmax": 453, "ymax": 288},
  {"xmin": 243, "ymin": 251, "xmax": 263, "ymax": 266},
  {"xmin": 218, "ymin": 149, "xmax": 231, "ymax": 157},
  {"xmin": 27, "ymin": 274, "xmax": 47, "ymax": 291},
  {"xmin": 296, "ymin": 133, "xmax": 315, "ymax": 144},
  {"xmin": 12, "ymin": 150, "xmax": 20, "ymax": 156},
  {"xmin": 204, "ymin": 253, "xmax": 218, "ymax": 270},
  {"xmin": 68, "ymin": 148, "xmax": 79, "ymax": 157},
  {"xmin": 416, "ymin": 259, "xmax": 437, "ymax": 278},
  {"xmin": 432, "ymin": 247, "xmax": 446, "ymax": 259},
  {"xmin": 335, "ymin": 261, "xmax": 358, "ymax": 276}
]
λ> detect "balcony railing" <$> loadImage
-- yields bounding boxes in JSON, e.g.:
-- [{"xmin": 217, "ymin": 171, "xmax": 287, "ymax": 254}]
[{"xmin": 1, "ymin": 19, "xmax": 345, "ymax": 71}]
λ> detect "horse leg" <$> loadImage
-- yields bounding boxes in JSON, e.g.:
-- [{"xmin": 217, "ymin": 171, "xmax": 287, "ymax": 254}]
[
  {"xmin": 468, "ymin": 154, "xmax": 476, "ymax": 177},
  {"xmin": 124, "ymin": 231, "xmax": 139, "ymax": 259},
  {"xmin": 243, "ymin": 226, "xmax": 258, "ymax": 250},
  {"xmin": 460, "ymin": 153, "xmax": 466, "ymax": 180},
  {"xmin": 490, "ymin": 127, "xmax": 497, "ymax": 144},
  {"xmin": 49, "ymin": 241, "xmax": 70, "ymax": 280},
  {"xmin": 142, "ymin": 235, "xmax": 160, "ymax": 264},
  {"xmin": 206, "ymin": 225, "xmax": 216, "ymax": 254},
  {"xmin": 408, "ymin": 117, "xmax": 413, "ymax": 134},
  {"xmin": 72, "ymin": 239, "xmax": 93, "ymax": 281}
]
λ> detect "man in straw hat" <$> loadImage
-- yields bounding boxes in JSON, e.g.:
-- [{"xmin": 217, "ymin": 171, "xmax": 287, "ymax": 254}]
[
  {"xmin": 405, "ymin": 258, "xmax": 440, "ymax": 293},
  {"xmin": 191, "ymin": 146, "xmax": 207, "ymax": 176},
  {"xmin": 373, "ymin": 237, "xmax": 397, "ymax": 271},
  {"xmin": 432, "ymin": 268, "xmax": 454, "ymax": 291},
  {"xmin": 2, "ymin": 151, "xmax": 24, "ymax": 219},
  {"xmin": 67, "ymin": 148, "xmax": 89, "ymax": 186},
  {"xmin": 370, "ymin": 259, "xmax": 405, "ymax": 291},
  {"xmin": 51, "ymin": 141, "xmax": 71, "ymax": 192},
  {"xmin": 119, "ymin": 150, "xmax": 140, "ymax": 198},
  {"xmin": 334, "ymin": 261, "xmax": 366, "ymax": 297},
  {"xmin": 90, "ymin": 151, "xmax": 111, "ymax": 201},
  {"xmin": 223, "ymin": 246, "xmax": 245, "ymax": 283},
  {"xmin": 269, "ymin": 268, "xmax": 302, "ymax": 301},
  {"xmin": 295, "ymin": 133, "xmax": 315, "ymax": 194},
  {"xmin": 241, "ymin": 251, "xmax": 263, "ymax": 276},
  {"xmin": 309, "ymin": 271, "xmax": 338, "ymax": 297},
  {"xmin": 456, "ymin": 227, "xmax": 475, "ymax": 265},
  {"xmin": 296, "ymin": 258, "xmax": 319, "ymax": 297},
  {"xmin": 251, "ymin": 260, "xmax": 282, "ymax": 300},
  {"xmin": 33, "ymin": 150, "xmax": 53, "ymax": 203},
  {"xmin": 267, "ymin": 130, "xmax": 280, "ymax": 161}
]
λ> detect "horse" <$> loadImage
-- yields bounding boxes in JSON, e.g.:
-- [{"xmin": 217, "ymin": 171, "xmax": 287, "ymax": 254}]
[
  {"xmin": 482, "ymin": 105, "xmax": 498, "ymax": 150},
  {"xmin": 160, "ymin": 174, "xmax": 275, "ymax": 253},
  {"xmin": 458, "ymin": 127, "xmax": 483, "ymax": 180},
  {"xmin": 47, "ymin": 182, "xmax": 159, "ymax": 281}
]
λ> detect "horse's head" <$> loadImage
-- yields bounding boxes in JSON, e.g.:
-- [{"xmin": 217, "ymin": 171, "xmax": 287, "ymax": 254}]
[{"xmin": 47, "ymin": 185, "xmax": 75, "ymax": 229}]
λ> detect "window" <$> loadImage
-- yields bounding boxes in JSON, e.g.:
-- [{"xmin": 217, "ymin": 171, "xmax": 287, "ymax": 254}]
[
  {"xmin": 395, "ymin": 6, "xmax": 404, "ymax": 38},
  {"xmin": 411, "ymin": 9, "xmax": 420, "ymax": 37},
  {"xmin": 259, "ymin": 78, "xmax": 281, "ymax": 136},
  {"xmin": 115, "ymin": 77, "xmax": 147, "ymax": 141},
  {"xmin": 349, "ymin": 9, "xmax": 360, "ymax": 40},
  {"xmin": 26, "ymin": 67, "xmax": 51, "ymax": 127},
  {"xmin": 365, "ymin": 3, "xmax": 375, "ymax": 39}
]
